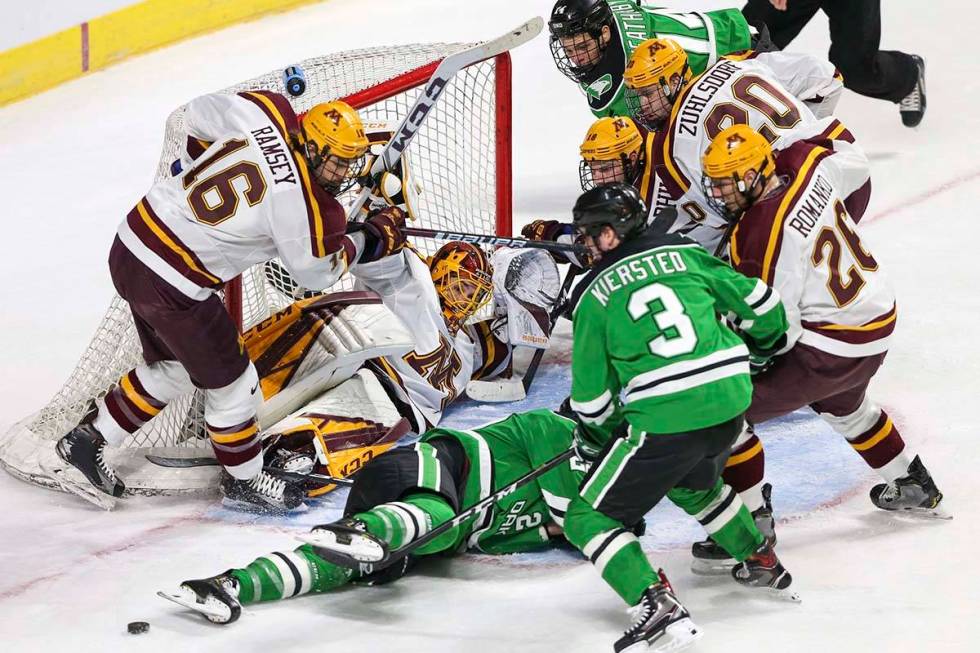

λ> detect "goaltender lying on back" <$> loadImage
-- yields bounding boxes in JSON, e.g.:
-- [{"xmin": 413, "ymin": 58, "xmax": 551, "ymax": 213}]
[{"xmin": 240, "ymin": 224, "xmax": 562, "ymax": 511}]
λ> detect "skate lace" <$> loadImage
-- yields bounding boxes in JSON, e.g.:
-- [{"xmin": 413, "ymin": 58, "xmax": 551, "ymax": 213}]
[
  {"xmin": 95, "ymin": 443, "xmax": 117, "ymax": 482},
  {"xmin": 250, "ymin": 472, "xmax": 286, "ymax": 500},
  {"xmin": 625, "ymin": 597, "xmax": 654, "ymax": 635},
  {"xmin": 900, "ymin": 84, "xmax": 921, "ymax": 111}
]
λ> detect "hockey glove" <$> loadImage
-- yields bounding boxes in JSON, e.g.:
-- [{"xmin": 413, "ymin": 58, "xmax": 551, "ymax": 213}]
[
  {"xmin": 572, "ymin": 424, "xmax": 605, "ymax": 465},
  {"xmin": 357, "ymin": 207, "xmax": 407, "ymax": 263}
]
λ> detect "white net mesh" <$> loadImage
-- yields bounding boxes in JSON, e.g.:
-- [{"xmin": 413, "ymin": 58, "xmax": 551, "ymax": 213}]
[{"xmin": 0, "ymin": 43, "xmax": 509, "ymax": 492}]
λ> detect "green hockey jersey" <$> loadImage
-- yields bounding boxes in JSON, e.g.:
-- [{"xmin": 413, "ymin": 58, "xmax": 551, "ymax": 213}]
[
  {"xmin": 569, "ymin": 231, "xmax": 788, "ymax": 437},
  {"xmin": 419, "ymin": 409, "xmax": 587, "ymax": 555},
  {"xmin": 579, "ymin": 2, "xmax": 753, "ymax": 116}
]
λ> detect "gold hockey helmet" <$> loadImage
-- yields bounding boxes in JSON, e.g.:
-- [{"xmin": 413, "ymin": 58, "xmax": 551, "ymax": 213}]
[
  {"xmin": 623, "ymin": 38, "xmax": 691, "ymax": 129},
  {"xmin": 428, "ymin": 242, "xmax": 494, "ymax": 332},
  {"xmin": 298, "ymin": 100, "xmax": 370, "ymax": 193},
  {"xmin": 700, "ymin": 124, "xmax": 776, "ymax": 222},
  {"xmin": 579, "ymin": 116, "xmax": 645, "ymax": 190}
]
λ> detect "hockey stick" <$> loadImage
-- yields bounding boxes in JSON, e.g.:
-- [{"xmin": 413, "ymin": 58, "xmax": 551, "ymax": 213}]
[
  {"xmin": 465, "ymin": 266, "xmax": 580, "ymax": 403},
  {"xmin": 346, "ymin": 17, "xmax": 544, "ymax": 221},
  {"xmin": 403, "ymin": 226, "xmax": 590, "ymax": 258},
  {"xmin": 144, "ymin": 454, "xmax": 353, "ymax": 487},
  {"xmin": 296, "ymin": 448, "xmax": 575, "ymax": 568}
]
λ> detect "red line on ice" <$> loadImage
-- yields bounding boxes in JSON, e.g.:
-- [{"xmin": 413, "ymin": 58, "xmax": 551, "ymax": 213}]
[
  {"xmin": 865, "ymin": 167, "xmax": 980, "ymax": 224},
  {"xmin": 0, "ymin": 513, "xmax": 211, "ymax": 602}
]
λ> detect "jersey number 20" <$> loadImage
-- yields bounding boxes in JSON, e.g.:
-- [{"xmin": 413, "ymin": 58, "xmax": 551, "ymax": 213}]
[{"xmin": 628, "ymin": 283, "xmax": 698, "ymax": 358}]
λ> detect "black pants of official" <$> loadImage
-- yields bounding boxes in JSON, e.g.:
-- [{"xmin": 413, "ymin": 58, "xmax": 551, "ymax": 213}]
[{"xmin": 742, "ymin": 0, "xmax": 917, "ymax": 103}]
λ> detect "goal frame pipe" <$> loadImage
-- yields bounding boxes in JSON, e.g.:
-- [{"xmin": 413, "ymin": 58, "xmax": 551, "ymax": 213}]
[{"xmin": 223, "ymin": 51, "xmax": 513, "ymax": 330}]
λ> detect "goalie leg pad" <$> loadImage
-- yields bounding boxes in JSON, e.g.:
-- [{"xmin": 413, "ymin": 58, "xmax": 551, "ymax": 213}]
[
  {"xmin": 243, "ymin": 292, "xmax": 414, "ymax": 429},
  {"xmin": 262, "ymin": 369, "xmax": 410, "ymax": 496}
]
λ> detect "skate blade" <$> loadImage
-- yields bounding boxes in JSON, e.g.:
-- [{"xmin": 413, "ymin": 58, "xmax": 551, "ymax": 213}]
[
  {"xmin": 690, "ymin": 558, "xmax": 733, "ymax": 576},
  {"xmin": 39, "ymin": 462, "xmax": 116, "ymax": 511},
  {"xmin": 157, "ymin": 590, "xmax": 233, "ymax": 624},
  {"xmin": 296, "ymin": 530, "xmax": 386, "ymax": 564},
  {"xmin": 649, "ymin": 618, "xmax": 704, "ymax": 653},
  {"xmin": 220, "ymin": 496, "xmax": 307, "ymax": 515}
]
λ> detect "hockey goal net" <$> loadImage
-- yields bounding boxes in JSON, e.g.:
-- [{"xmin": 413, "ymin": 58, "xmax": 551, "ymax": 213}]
[{"xmin": 0, "ymin": 43, "xmax": 512, "ymax": 495}]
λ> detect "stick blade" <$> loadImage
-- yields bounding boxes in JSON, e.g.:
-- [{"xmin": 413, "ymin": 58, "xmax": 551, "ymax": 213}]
[{"xmin": 465, "ymin": 378, "xmax": 527, "ymax": 403}]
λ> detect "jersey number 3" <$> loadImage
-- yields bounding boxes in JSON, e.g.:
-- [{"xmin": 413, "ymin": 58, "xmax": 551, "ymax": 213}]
[
  {"xmin": 183, "ymin": 139, "xmax": 268, "ymax": 226},
  {"xmin": 628, "ymin": 283, "xmax": 698, "ymax": 358}
]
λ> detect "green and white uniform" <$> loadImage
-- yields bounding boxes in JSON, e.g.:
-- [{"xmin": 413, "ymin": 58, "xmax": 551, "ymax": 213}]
[
  {"xmin": 562, "ymin": 230, "xmax": 788, "ymax": 606},
  {"xmin": 224, "ymin": 409, "xmax": 586, "ymax": 605},
  {"xmin": 581, "ymin": 2, "xmax": 753, "ymax": 117}
]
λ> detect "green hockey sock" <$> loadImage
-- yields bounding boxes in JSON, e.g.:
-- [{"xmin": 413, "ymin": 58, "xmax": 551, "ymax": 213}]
[
  {"xmin": 563, "ymin": 495, "xmax": 659, "ymax": 606},
  {"xmin": 668, "ymin": 479, "xmax": 762, "ymax": 561},
  {"xmin": 231, "ymin": 544, "xmax": 353, "ymax": 604},
  {"xmin": 355, "ymin": 491, "xmax": 458, "ymax": 555}
]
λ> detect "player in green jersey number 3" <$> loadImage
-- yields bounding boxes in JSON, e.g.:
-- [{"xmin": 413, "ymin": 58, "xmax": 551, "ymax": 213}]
[{"xmin": 563, "ymin": 183, "xmax": 797, "ymax": 652}]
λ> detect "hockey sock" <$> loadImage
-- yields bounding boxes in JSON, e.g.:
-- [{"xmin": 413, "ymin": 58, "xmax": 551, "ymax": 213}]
[
  {"xmin": 563, "ymin": 495, "xmax": 658, "ymax": 606},
  {"xmin": 722, "ymin": 429, "xmax": 766, "ymax": 512},
  {"xmin": 844, "ymin": 411, "xmax": 911, "ymax": 482},
  {"xmin": 668, "ymin": 479, "xmax": 762, "ymax": 562},
  {"xmin": 354, "ymin": 492, "xmax": 459, "ymax": 555},
  {"xmin": 232, "ymin": 545, "xmax": 353, "ymax": 604}
]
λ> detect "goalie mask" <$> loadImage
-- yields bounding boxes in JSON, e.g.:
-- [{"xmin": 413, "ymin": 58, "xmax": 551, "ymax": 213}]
[
  {"xmin": 701, "ymin": 124, "xmax": 776, "ymax": 223},
  {"xmin": 624, "ymin": 38, "xmax": 692, "ymax": 130},
  {"xmin": 297, "ymin": 100, "xmax": 369, "ymax": 195},
  {"xmin": 579, "ymin": 116, "xmax": 645, "ymax": 191},
  {"xmin": 428, "ymin": 242, "xmax": 494, "ymax": 332}
]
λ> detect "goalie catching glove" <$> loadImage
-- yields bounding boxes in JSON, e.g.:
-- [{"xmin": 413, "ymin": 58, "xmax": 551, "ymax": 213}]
[{"xmin": 490, "ymin": 247, "xmax": 561, "ymax": 349}]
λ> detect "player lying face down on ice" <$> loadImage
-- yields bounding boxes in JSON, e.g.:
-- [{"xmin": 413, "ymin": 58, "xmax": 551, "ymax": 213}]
[
  {"xmin": 224, "ymin": 226, "xmax": 562, "ymax": 511},
  {"xmin": 562, "ymin": 183, "xmax": 799, "ymax": 652},
  {"xmin": 160, "ymin": 406, "xmax": 797, "ymax": 637}
]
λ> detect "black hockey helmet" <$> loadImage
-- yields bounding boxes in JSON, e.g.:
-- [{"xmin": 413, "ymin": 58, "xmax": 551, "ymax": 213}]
[
  {"xmin": 572, "ymin": 182, "xmax": 648, "ymax": 241},
  {"xmin": 548, "ymin": 0, "xmax": 615, "ymax": 81}
]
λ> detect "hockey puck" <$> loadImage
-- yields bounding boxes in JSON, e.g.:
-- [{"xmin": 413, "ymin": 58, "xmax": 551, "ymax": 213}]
[{"xmin": 127, "ymin": 621, "xmax": 149, "ymax": 635}]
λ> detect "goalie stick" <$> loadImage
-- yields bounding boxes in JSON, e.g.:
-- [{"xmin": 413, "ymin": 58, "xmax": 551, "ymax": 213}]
[
  {"xmin": 144, "ymin": 454, "xmax": 353, "ymax": 487},
  {"xmin": 347, "ymin": 16, "xmax": 544, "ymax": 221},
  {"xmin": 465, "ymin": 266, "xmax": 580, "ymax": 403},
  {"xmin": 296, "ymin": 448, "xmax": 575, "ymax": 567}
]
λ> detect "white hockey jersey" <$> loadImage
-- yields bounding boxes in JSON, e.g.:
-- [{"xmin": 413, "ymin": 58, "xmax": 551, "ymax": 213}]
[
  {"xmin": 352, "ymin": 250, "xmax": 510, "ymax": 430},
  {"xmin": 117, "ymin": 91, "xmax": 359, "ymax": 301},
  {"xmin": 638, "ymin": 51, "xmax": 859, "ymax": 254},
  {"xmin": 730, "ymin": 140, "xmax": 896, "ymax": 358}
]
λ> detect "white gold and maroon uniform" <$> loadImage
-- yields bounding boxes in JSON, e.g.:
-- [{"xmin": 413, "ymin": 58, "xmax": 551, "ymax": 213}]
[
  {"xmin": 117, "ymin": 91, "xmax": 359, "ymax": 301},
  {"xmin": 353, "ymin": 250, "xmax": 512, "ymax": 431},
  {"xmin": 720, "ymin": 139, "xmax": 912, "ymax": 499},
  {"xmin": 95, "ymin": 91, "xmax": 362, "ymax": 480},
  {"xmin": 639, "ymin": 52, "xmax": 864, "ymax": 254}
]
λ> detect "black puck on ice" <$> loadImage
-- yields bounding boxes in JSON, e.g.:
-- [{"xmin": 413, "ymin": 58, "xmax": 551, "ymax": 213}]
[{"xmin": 127, "ymin": 621, "xmax": 150, "ymax": 635}]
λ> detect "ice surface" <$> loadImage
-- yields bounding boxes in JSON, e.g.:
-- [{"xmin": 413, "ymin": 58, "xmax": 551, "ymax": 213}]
[{"xmin": 1, "ymin": 1, "xmax": 977, "ymax": 651}]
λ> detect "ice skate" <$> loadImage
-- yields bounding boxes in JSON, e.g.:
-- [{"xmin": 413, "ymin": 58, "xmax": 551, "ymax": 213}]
[
  {"xmin": 870, "ymin": 455, "xmax": 949, "ymax": 519},
  {"xmin": 691, "ymin": 483, "xmax": 775, "ymax": 575},
  {"xmin": 221, "ymin": 470, "xmax": 305, "ymax": 512},
  {"xmin": 900, "ymin": 55, "xmax": 926, "ymax": 127},
  {"xmin": 614, "ymin": 571, "xmax": 702, "ymax": 653},
  {"xmin": 158, "ymin": 572, "xmax": 242, "ymax": 625},
  {"xmin": 299, "ymin": 517, "xmax": 388, "ymax": 567},
  {"xmin": 49, "ymin": 423, "xmax": 125, "ymax": 507},
  {"xmin": 731, "ymin": 541, "xmax": 800, "ymax": 602}
]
